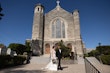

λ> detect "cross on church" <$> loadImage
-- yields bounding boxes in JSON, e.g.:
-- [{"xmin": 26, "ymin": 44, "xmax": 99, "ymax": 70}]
[{"xmin": 56, "ymin": 0, "xmax": 60, "ymax": 6}]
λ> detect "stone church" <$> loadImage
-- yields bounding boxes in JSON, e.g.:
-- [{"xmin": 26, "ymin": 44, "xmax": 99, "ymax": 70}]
[{"xmin": 31, "ymin": 1, "xmax": 85, "ymax": 57}]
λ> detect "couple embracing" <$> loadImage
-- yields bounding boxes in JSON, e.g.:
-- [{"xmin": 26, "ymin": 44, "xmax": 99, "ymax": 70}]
[{"xmin": 44, "ymin": 45, "xmax": 63, "ymax": 71}]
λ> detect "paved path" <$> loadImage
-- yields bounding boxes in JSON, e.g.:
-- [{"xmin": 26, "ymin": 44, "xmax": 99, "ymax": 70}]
[
  {"xmin": 0, "ymin": 56, "xmax": 86, "ymax": 73},
  {"xmin": 0, "ymin": 63, "xmax": 86, "ymax": 73}
]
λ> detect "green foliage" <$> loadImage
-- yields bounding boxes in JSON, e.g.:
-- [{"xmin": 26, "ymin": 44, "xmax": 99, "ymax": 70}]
[
  {"xmin": 0, "ymin": 55, "xmax": 12, "ymax": 68},
  {"xmin": 8, "ymin": 43, "xmax": 27, "ymax": 55},
  {"xmin": 100, "ymin": 55, "xmax": 110, "ymax": 65},
  {"xmin": 96, "ymin": 46, "xmax": 110, "ymax": 55},
  {"xmin": 88, "ymin": 50, "xmax": 100, "ymax": 57},
  {"xmin": 87, "ymin": 45, "xmax": 110, "ymax": 65},
  {"xmin": 0, "ymin": 55, "xmax": 26, "ymax": 68},
  {"xmin": 84, "ymin": 54, "xmax": 89, "ymax": 58},
  {"xmin": 13, "ymin": 55, "xmax": 26, "ymax": 65},
  {"xmin": 25, "ymin": 41, "xmax": 31, "ymax": 53},
  {"xmin": 0, "ymin": 43, "xmax": 5, "ymax": 48},
  {"xmin": 57, "ymin": 40, "xmax": 71, "ymax": 58},
  {"xmin": 88, "ymin": 46, "xmax": 110, "ymax": 57}
]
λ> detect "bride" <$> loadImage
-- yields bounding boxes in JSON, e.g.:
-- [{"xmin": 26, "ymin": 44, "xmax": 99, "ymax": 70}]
[{"xmin": 44, "ymin": 46, "xmax": 57, "ymax": 71}]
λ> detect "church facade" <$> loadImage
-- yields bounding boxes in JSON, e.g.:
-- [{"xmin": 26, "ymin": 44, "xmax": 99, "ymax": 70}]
[{"xmin": 31, "ymin": 1, "xmax": 85, "ymax": 57}]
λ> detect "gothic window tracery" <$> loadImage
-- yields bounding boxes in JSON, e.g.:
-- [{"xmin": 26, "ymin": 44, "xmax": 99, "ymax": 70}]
[{"xmin": 52, "ymin": 18, "xmax": 65, "ymax": 38}]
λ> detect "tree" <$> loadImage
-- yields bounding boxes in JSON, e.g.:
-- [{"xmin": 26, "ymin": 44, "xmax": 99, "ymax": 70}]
[
  {"xmin": 8, "ymin": 43, "xmax": 26, "ymax": 55},
  {"xmin": 0, "ymin": 44, "xmax": 5, "ymax": 48},
  {"xmin": 25, "ymin": 41, "xmax": 31, "ymax": 53},
  {"xmin": 0, "ymin": 4, "xmax": 4, "ymax": 20},
  {"xmin": 87, "ymin": 45, "xmax": 110, "ymax": 65},
  {"xmin": 57, "ymin": 40, "xmax": 71, "ymax": 58},
  {"xmin": 96, "ymin": 46, "xmax": 110, "ymax": 55},
  {"xmin": 88, "ymin": 50, "xmax": 100, "ymax": 57}
]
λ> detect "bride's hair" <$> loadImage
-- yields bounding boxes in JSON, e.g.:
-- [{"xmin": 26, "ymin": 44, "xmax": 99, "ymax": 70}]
[{"xmin": 52, "ymin": 46, "xmax": 54, "ymax": 49}]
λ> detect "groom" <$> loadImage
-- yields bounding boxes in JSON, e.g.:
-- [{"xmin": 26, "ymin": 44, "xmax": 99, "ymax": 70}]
[{"xmin": 56, "ymin": 45, "xmax": 63, "ymax": 70}]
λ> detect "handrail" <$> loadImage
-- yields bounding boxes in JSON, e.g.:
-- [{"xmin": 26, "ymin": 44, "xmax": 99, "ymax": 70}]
[{"xmin": 85, "ymin": 58, "xmax": 100, "ymax": 73}]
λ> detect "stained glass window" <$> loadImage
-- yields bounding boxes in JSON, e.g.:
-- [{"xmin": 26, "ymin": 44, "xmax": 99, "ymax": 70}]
[{"xmin": 52, "ymin": 19, "xmax": 65, "ymax": 38}]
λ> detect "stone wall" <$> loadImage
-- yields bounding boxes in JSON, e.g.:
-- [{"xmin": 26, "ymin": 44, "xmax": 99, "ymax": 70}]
[{"xmin": 31, "ymin": 3, "xmax": 85, "ymax": 56}]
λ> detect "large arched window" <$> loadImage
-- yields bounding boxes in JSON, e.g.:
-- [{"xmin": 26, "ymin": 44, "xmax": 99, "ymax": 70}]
[{"xmin": 52, "ymin": 19, "xmax": 65, "ymax": 38}]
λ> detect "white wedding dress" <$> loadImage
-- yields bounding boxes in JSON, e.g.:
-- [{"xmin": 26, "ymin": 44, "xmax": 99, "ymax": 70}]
[
  {"xmin": 45, "ymin": 59, "xmax": 57, "ymax": 71},
  {"xmin": 43, "ymin": 49, "xmax": 57, "ymax": 71}
]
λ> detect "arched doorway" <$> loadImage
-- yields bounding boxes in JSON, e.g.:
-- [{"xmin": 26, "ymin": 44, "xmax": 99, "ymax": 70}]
[
  {"xmin": 45, "ymin": 43, "xmax": 50, "ymax": 54},
  {"xmin": 67, "ymin": 43, "xmax": 72, "ymax": 51},
  {"xmin": 67, "ymin": 43, "xmax": 74, "ymax": 59}
]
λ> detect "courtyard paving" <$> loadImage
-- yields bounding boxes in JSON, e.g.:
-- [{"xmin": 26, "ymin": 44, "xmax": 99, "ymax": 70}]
[{"xmin": 0, "ymin": 63, "xmax": 86, "ymax": 73}]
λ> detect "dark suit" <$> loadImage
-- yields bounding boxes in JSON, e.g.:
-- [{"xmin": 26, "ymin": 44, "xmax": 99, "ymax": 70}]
[{"xmin": 56, "ymin": 49, "xmax": 62, "ymax": 70}]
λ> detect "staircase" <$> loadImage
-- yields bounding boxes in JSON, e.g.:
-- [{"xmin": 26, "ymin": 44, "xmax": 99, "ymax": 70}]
[
  {"xmin": 77, "ymin": 56, "xmax": 85, "ymax": 64},
  {"xmin": 30, "ymin": 55, "xmax": 50, "ymax": 64},
  {"xmin": 30, "ymin": 55, "xmax": 85, "ymax": 65}
]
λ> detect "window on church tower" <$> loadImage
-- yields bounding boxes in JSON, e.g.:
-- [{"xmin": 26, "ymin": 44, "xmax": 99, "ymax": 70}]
[{"xmin": 52, "ymin": 19, "xmax": 65, "ymax": 38}]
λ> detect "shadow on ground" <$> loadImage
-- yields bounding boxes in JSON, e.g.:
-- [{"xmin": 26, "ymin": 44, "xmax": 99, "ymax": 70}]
[
  {"xmin": 62, "ymin": 66, "xmax": 68, "ymax": 69},
  {"xmin": 3, "ymin": 70, "xmax": 46, "ymax": 73}
]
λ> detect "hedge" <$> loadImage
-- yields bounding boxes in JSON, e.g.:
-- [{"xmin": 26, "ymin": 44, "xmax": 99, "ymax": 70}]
[
  {"xmin": 100, "ymin": 55, "xmax": 110, "ymax": 65},
  {"xmin": 0, "ymin": 55, "xmax": 26, "ymax": 69}
]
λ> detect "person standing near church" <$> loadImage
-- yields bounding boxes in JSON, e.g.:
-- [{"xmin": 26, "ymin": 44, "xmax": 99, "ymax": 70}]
[
  {"xmin": 56, "ymin": 45, "xmax": 63, "ymax": 70},
  {"xmin": 42, "ymin": 46, "xmax": 57, "ymax": 71}
]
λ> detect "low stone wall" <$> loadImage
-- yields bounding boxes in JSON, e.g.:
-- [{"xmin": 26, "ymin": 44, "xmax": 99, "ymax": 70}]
[
  {"xmin": 85, "ymin": 57, "xmax": 110, "ymax": 73},
  {"xmin": 85, "ymin": 57, "xmax": 100, "ymax": 73}
]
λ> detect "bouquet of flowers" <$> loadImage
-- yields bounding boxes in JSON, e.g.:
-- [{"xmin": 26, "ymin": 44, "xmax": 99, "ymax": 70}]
[{"xmin": 52, "ymin": 59, "xmax": 57, "ymax": 64}]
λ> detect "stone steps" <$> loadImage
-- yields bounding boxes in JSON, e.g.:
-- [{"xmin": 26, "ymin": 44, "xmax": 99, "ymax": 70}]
[
  {"xmin": 30, "ymin": 54, "xmax": 79, "ymax": 65},
  {"xmin": 77, "ymin": 57, "xmax": 85, "ymax": 64},
  {"xmin": 30, "ymin": 56, "xmax": 50, "ymax": 64}
]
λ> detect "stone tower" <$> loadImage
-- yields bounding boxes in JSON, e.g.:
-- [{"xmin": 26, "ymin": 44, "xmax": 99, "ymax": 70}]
[
  {"xmin": 73, "ymin": 10, "xmax": 84, "ymax": 56},
  {"xmin": 31, "ymin": 4, "xmax": 44, "ymax": 55},
  {"xmin": 31, "ymin": 1, "xmax": 85, "ymax": 56}
]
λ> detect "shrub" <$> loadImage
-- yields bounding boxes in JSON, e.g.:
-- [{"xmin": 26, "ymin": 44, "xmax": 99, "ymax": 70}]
[
  {"xmin": 88, "ymin": 50, "xmax": 100, "ymax": 57},
  {"xmin": 0, "ymin": 55, "xmax": 13, "ymax": 68},
  {"xmin": 100, "ymin": 55, "xmax": 110, "ymax": 65},
  {"xmin": 96, "ymin": 46, "xmax": 110, "ymax": 55},
  {"xmin": 0, "ymin": 55, "xmax": 26, "ymax": 69},
  {"xmin": 13, "ymin": 55, "xmax": 26, "ymax": 65},
  {"xmin": 62, "ymin": 47, "xmax": 71, "ymax": 58},
  {"xmin": 56, "ymin": 40, "xmax": 71, "ymax": 58},
  {"xmin": 8, "ymin": 43, "xmax": 27, "ymax": 55}
]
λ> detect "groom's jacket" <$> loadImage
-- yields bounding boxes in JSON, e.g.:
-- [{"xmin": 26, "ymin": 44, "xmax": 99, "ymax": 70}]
[{"xmin": 56, "ymin": 49, "xmax": 62, "ymax": 59}]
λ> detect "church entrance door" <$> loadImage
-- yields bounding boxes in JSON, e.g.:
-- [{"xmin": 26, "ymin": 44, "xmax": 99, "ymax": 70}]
[{"xmin": 45, "ymin": 43, "xmax": 50, "ymax": 54}]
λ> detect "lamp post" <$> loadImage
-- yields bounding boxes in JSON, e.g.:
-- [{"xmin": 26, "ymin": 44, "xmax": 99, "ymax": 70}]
[
  {"xmin": 98, "ymin": 42, "xmax": 103, "ymax": 63},
  {"xmin": 98, "ymin": 42, "xmax": 102, "ymax": 54}
]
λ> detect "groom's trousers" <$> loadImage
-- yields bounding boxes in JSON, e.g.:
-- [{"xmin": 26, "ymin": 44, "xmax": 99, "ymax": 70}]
[{"xmin": 58, "ymin": 58, "xmax": 61, "ymax": 68}]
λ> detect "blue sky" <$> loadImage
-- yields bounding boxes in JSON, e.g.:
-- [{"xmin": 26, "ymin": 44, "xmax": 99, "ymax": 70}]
[{"xmin": 0, "ymin": 0, "xmax": 110, "ymax": 49}]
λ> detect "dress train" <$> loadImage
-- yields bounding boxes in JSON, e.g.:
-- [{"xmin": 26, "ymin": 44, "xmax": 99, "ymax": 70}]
[{"xmin": 43, "ymin": 59, "xmax": 57, "ymax": 71}]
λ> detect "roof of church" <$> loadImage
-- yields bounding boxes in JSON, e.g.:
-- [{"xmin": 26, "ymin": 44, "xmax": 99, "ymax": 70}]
[{"xmin": 45, "ymin": 1, "xmax": 72, "ymax": 16}]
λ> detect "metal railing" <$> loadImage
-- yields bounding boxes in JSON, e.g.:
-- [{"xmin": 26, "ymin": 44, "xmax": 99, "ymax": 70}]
[{"xmin": 85, "ymin": 58, "xmax": 100, "ymax": 73}]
